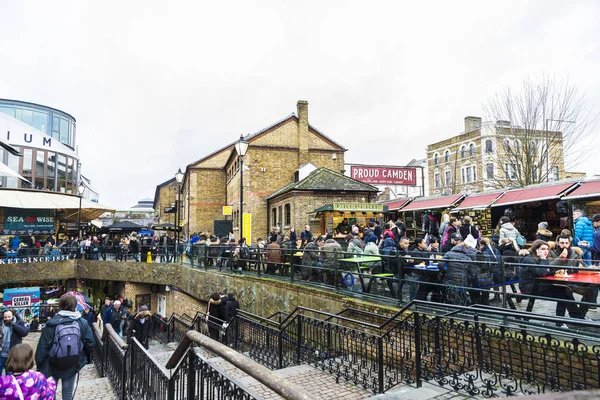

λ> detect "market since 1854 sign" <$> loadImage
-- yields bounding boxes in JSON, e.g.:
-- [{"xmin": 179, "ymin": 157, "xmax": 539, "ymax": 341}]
[{"xmin": 3, "ymin": 208, "xmax": 55, "ymax": 235}]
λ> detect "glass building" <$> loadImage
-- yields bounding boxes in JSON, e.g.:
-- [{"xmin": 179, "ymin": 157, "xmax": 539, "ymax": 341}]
[{"xmin": 0, "ymin": 99, "xmax": 80, "ymax": 194}]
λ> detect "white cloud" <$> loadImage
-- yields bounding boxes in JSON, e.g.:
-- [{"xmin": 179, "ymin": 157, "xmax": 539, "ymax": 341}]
[{"xmin": 0, "ymin": 0, "xmax": 598, "ymax": 207}]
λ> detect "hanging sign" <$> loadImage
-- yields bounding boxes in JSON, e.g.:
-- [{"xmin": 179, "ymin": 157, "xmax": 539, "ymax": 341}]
[
  {"xmin": 242, "ymin": 213, "xmax": 252, "ymax": 244},
  {"xmin": 223, "ymin": 206, "xmax": 232, "ymax": 216}
]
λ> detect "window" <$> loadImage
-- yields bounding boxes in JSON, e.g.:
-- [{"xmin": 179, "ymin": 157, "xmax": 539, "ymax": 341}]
[
  {"xmin": 444, "ymin": 150, "xmax": 450, "ymax": 163},
  {"xmin": 433, "ymin": 153, "xmax": 439, "ymax": 165},
  {"xmin": 461, "ymin": 168, "xmax": 466, "ymax": 183},
  {"xmin": 6, "ymin": 153, "xmax": 19, "ymax": 188},
  {"xmin": 284, "ymin": 204, "xmax": 291, "ymax": 225},
  {"xmin": 503, "ymin": 139, "xmax": 511, "ymax": 152},
  {"xmin": 445, "ymin": 170, "xmax": 452, "ymax": 186},
  {"xmin": 469, "ymin": 143, "xmax": 475, "ymax": 157},
  {"xmin": 504, "ymin": 163, "xmax": 517, "ymax": 180},
  {"xmin": 22, "ymin": 149, "xmax": 32, "ymax": 175},
  {"xmin": 486, "ymin": 163, "xmax": 494, "ymax": 179},
  {"xmin": 60, "ymin": 118, "xmax": 69, "ymax": 144},
  {"xmin": 35, "ymin": 151, "xmax": 45, "ymax": 177},
  {"xmin": 515, "ymin": 141, "xmax": 521, "ymax": 154},
  {"xmin": 434, "ymin": 173, "xmax": 440, "ymax": 188},
  {"xmin": 466, "ymin": 167, "xmax": 472, "ymax": 182},
  {"xmin": 32, "ymin": 111, "xmax": 48, "ymax": 134},
  {"xmin": 460, "ymin": 146, "xmax": 466, "ymax": 159},
  {"xmin": 52, "ymin": 115, "xmax": 60, "ymax": 139},
  {"xmin": 278, "ymin": 206, "xmax": 283, "ymax": 227},
  {"xmin": 271, "ymin": 208, "xmax": 277, "ymax": 226},
  {"xmin": 461, "ymin": 166, "xmax": 476, "ymax": 183},
  {"xmin": 533, "ymin": 164, "xmax": 538, "ymax": 181},
  {"xmin": 472, "ymin": 166, "xmax": 477, "ymax": 181},
  {"xmin": 552, "ymin": 166, "xmax": 559, "ymax": 181},
  {"xmin": 485, "ymin": 140, "xmax": 493, "ymax": 154}
]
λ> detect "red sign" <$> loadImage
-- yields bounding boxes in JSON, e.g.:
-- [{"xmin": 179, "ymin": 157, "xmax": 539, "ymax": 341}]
[{"xmin": 350, "ymin": 165, "xmax": 417, "ymax": 185}]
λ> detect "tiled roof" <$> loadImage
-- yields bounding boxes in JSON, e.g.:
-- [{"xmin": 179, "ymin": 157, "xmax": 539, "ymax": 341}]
[{"xmin": 268, "ymin": 168, "xmax": 378, "ymax": 199}]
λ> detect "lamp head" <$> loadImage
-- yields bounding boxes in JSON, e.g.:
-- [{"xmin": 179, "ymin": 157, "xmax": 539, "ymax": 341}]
[
  {"xmin": 234, "ymin": 134, "xmax": 249, "ymax": 157},
  {"xmin": 175, "ymin": 168, "xmax": 184, "ymax": 184},
  {"xmin": 78, "ymin": 183, "xmax": 85, "ymax": 196}
]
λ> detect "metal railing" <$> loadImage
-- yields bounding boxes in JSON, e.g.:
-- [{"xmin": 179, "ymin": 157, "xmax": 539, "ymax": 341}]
[{"xmin": 156, "ymin": 300, "xmax": 600, "ymax": 396}]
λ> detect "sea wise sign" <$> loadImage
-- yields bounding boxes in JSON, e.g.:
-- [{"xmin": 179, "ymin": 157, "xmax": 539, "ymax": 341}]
[{"xmin": 351, "ymin": 166, "xmax": 417, "ymax": 185}]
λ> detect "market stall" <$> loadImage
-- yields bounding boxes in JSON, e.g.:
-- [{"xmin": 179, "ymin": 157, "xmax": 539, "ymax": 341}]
[
  {"xmin": 490, "ymin": 181, "xmax": 579, "ymax": 241},
  {"xmin": 397, "ymin": 194, "xmax": 465, "ymax": 240},
  {"xmin": 450, "ymin": 191, "xmax": 504, "ymax": 237},
  {"xmin": 313, "ymin": 202, "xmax": 385, "ymax": 238},
  {"xmin": 562, "ymin": 179, "xmax": 600, "ymax": 218}
]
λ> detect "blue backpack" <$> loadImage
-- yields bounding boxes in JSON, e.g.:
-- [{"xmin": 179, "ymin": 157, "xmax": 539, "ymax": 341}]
[{"xmin": 49, "ymin": 319, "xmax": 83, "ymax": 369}]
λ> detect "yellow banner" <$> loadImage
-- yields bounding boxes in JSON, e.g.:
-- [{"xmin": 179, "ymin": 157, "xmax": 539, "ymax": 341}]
[
  {"xmin": 222, "ymin": 206, "xmax": 232, "ymax": 216},
  {"xmin": 242, "ymin": 213, "xmax": 252, "ymax": 244}
]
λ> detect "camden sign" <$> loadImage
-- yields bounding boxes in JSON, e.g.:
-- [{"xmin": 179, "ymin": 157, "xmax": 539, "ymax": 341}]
[
  {"xmin": 3, "ymin": 208, "xmax": 55, "ymax": 235},
  {"xmin": 350, "ymin": 165, "xmax": 417, "ymax": 186}
]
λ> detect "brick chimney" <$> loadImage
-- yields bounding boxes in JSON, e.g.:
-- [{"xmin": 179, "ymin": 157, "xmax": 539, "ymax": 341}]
[
  {"xmin": 297, "ymin": 100, "xmax": 309, "ymax": 166},
  {"xmin": 464, "ymin": 116, "xmax": 482, "ymax": 133}
]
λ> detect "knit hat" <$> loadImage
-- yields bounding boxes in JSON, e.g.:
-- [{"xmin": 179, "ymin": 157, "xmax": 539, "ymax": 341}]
[
  {"xmin": 592, "ymin": 214, "xmax": 600, "ymax": 223},
  {"xmin": 139, "ymin": 305, "xmax": 149, "ymax": 312},
  {"xmin": 366, "ymin": 235, "xmax": 377, "ymax": 244},
  {"xmin": 538, "ymin": 222, "xmax": 548, "ymax": 230}
]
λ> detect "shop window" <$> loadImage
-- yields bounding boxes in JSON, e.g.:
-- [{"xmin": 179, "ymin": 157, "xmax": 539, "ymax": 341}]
[
  {"xmin": 433, "ymin": 153, "xmax": 439, "ymax": 165},
  {"xmin": 444, "ymin": 150, "xmax": 450, "ymax": 163},
  {"xmin": 469, "ymin": 143, "xmax": 475, "ymax": 157},
  {"xmin": 460, "ymin": 146, "xmax": 466, "ymax": 159},
  {"xmin": 485, "ymin": 140, "xmax": 493, "ymax": 154},
  {"xmin": 284, "ymin": 204, "xmax": 291, "ymax": 226}
]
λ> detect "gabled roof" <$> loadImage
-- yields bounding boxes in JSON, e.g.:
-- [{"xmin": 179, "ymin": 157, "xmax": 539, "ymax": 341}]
[
  {"xmin": 268, "ymin": 168, "xmax": 378, "ymax": 200},
  {"xmin": 153, "ymin": 178, "xmax": 176, "ymax": 209},
  {"xmin": 183, "ymin": 112, "xmax": 347, "ymax": 184}
]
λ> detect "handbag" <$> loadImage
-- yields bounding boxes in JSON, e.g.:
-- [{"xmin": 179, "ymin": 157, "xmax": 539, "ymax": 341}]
[{"xmin": 516, "ymin": 233, "xmax": 526, "ymax": 247}]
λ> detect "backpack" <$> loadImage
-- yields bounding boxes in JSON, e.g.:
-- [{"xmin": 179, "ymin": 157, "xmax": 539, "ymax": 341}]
[{"xmin": 49, "ymin": 319, "xmax": 83, "ymax": 369}]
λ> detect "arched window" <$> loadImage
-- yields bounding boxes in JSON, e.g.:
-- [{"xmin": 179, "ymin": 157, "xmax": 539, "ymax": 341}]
[
  {"xmin": 503, "ymin": 139, "xmax": 511, "ymax": 152},
  {"xmin": 460, "ymin": 146, "xmax": 466, "ymax": 159},
  {"xmin": 469, "ymin": 143, "xmax": 475, "ymax": 157},
  {"xmin": 434, "ymin": 153, "xmax": 439, "ymax": 165},
  {"xmin": 444, "ymin": 150, "xmax": 450, "ymax": 163},
  {"xmin": 485, "ymin": 140, "xmax": 493, "ymax": 154}
]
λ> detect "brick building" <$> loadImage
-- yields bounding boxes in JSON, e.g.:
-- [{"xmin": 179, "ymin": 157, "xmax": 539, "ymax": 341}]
[
  {"xmin": 426, "ymin": 116, "xmax": 574, "ymax": 196},
  {"xmin": 153, "ymin": 178, "xmax": 177, "ymax": 225},
  {"xmin": 157, "ymin": 101, "xmax": 357, "ymax": 244}
]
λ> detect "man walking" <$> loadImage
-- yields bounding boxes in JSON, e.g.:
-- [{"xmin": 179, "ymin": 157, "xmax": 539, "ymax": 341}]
[
  {"xmin": 0, "ymin": 310, "xmax": 30, "ymax": 374},
  {"xmin": 35, "ymin": 294, "xmax": 95, "ymax": 400},
  {"xmin": 127, "ymin": 305, "xmax": 152, "ymax": 349}
]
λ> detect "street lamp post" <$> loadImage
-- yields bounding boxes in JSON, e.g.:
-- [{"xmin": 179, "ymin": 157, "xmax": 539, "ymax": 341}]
[
  {"xmin": 234, "ymin": 135, "xmax": 249, "ymax": 242},
  {"xmin": 545, "ymin": 118, "xmax": 576, "ymax": 181},
  {"xmin": 77, "ymin": 182, "xmax": 85, "ymax": 239},
  {"xmin": 175, "ymin": 168, "xmax": 184, "ymax": 262}
]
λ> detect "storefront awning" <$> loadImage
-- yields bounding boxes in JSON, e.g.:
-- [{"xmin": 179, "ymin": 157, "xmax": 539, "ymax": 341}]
[
  {"xmin": 562, "ymin": 180, "xmax": 600, "ymax": 201},
  {"xmin": 399, "ymin": 194, "xmax": 465, "ymax": 212},
  {"xmin": 492, "ymin": 182, "xmax": 578, "ymax": 207},
  {"xmin": 0, "ymin": 189, "xmax": 115, "ymax": 220},
  {"xmin": 313, "ymin": 202, "xmax": 386, "ymax": 213},
  {"xmin": 451, "ymin": 192, "xmax": 504, "ymax": 211},
  {"xmin": 383, "ymin": 198, "xmax": 411, "ymax": 211}
]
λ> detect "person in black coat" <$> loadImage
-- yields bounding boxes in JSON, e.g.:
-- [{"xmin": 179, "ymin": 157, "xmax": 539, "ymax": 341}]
[
  {"xmin": 206, "ymin": 292, "xmax": 227, "ymax": 341},
  {"xmin": 82, "ymin": 307, "xmax": 95, "ymax": 327},
  {"xmin": 518, "ymin": 240, "xmax": 582, "ymax": 322},
  {"xmin": 225, "ymin": 293, "xmax": 240, "ymax": 320},
  {"xmin": 0, "ymin": 310, "xmax": 30, "ymax": 374},
  {"xmin": 127, "ymin": 305, "xmax": 152, "ymax": 349}
]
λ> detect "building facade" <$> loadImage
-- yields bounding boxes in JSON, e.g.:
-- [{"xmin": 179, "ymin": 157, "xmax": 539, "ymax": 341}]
[
  {"xmin": 0, "ymin": 99, "xmax": 83, "ymax": 195},
  {"xmin": 153, "ymin": 178, "xmax": 178, "ymax": 225},
  {"xmin": 426, "ymin": 116, "xmax": 571, "ymax": 196},
  {"xmin": 172, "ymin": 101, "xmax": 347, "ymax": 243}
]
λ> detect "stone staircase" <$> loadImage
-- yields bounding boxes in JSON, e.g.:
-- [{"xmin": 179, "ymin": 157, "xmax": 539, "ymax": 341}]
[{"xmin": 25, "ymin": 332, "xmax": 117, "ymax": 400}]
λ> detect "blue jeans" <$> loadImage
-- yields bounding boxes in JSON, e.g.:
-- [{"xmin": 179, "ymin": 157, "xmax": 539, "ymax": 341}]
[
  {"xmin": 0, "ymin": 356, "xmax": 6, "ymax": 375},
  {"xmin": 59, "ymin": 374, "xmax": 77, "ymax": 400},
  {"xmin": 582, "ymin": 249, "xmax": 592, "ymax": 266}
]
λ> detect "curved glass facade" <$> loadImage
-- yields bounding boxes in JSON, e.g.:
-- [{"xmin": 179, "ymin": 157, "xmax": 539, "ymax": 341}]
[
  {"xmin": 0, "ymin": 99, "xmax": 79, "ymax": 193},
  {"xmin": 0, "ymin": 99, "xmax": 76, "ymax": 148}
]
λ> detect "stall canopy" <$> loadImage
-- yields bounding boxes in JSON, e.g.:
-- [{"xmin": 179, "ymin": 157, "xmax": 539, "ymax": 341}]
[
  {"xmin": 399, "ymin": 194, "xmax": 465, "ymax": 212},
  {"xmin": 562, "ymin": 179, "xmax": 600, "ymax": 201},
  {"xmin": 452, "ymin": 192, "xmax": 504, "ymax": 211},
  {"xmin": 0, "ymin": 189, "xmax": 115, "ymax": 220},
  {"xmin": 104, "ymin": 221, "xmax": 145, "ymax": 232},
  {"xmin": 492, "ymin": 182, "xmax": 579, "ymax": 207},
  {"xmin": 383, "ymin": 198, "xmax": 412, "ymax": 211}
]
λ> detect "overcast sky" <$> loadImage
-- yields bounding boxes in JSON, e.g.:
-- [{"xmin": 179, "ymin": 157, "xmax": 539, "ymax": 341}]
[{"xmin": 1, "ymin": 1, "xmax": 598, "ymax": 208}]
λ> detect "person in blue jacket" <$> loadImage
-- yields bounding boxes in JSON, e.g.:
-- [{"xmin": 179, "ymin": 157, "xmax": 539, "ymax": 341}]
[
  {"xmin": 9, "ymin": 236, "xmax": 21, "ymax": 250},
  {"xmin": 573, "ymin": 209, "xmax": 595, "ymax": 266},
  {"xmin": 580, "ymin": 214, "xmax": 600, "ymax": 266}
]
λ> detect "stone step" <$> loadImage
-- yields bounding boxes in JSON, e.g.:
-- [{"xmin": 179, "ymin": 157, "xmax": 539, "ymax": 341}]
[{"xmin": 57, "ymin": 365, "xmax": 117, "ymax": 400}]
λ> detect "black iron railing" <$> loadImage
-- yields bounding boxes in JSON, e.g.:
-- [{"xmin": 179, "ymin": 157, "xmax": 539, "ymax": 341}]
[{"xmin": 156, "ymin": 300, "xmax": 600, "ymax": 396}]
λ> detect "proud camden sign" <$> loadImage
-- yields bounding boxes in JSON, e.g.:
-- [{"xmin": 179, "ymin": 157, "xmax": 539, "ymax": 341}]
[{"xmin": 350, "ymin": 165, "xmax": 417, "ymax": 186}]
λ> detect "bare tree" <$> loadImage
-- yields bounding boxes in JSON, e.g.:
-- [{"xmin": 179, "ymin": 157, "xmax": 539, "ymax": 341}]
[{"xmin": 483, "ymin": 77, "xmax": 597, "ymax": 188}]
